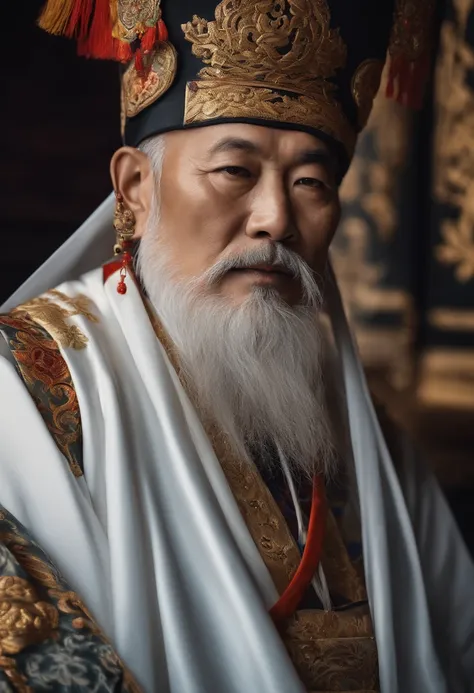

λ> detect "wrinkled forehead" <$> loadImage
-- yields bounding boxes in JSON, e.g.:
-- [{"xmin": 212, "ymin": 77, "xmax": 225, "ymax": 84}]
[{"xmin": 161, "ymin": 122, "xmax": 339, "ymax": 172}]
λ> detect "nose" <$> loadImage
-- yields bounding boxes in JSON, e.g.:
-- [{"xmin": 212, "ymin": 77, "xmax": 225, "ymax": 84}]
[{"xmin": 245, "ymin": 175, "xmax": 295, "ymax": 242}]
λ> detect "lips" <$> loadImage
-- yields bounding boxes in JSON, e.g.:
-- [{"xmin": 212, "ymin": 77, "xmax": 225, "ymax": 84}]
[{"xmin": 237, "ymin": 264, "xmax": 290, "ymax": 276}]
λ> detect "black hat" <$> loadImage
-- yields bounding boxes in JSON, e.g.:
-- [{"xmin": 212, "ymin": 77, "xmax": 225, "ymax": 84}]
[{"xmin": 39, "ymin": 0, "xmax": 434, "ymax": 174}]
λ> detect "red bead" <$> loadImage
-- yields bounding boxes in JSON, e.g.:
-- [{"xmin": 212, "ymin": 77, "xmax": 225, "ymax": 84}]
[{"xmin": 117, "ymin": 281, "xmax": 127, "ymax": 295}]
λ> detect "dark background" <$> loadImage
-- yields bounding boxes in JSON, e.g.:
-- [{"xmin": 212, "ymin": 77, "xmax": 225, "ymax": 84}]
[{"xmin": 1, "ymin": 1, "xmax": 121, "ymax": 302}]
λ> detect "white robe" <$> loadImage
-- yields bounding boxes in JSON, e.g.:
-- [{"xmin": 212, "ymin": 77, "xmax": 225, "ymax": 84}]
[{"xmin": 1, "ymin": 194, "xmax": 473, "ymax": 692}]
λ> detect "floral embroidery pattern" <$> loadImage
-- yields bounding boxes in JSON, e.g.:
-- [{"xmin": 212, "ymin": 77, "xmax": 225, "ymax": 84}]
[
  {"xmin": 0, "ymin": 314, "xmax": 83, "ymax": 477},
  {"xmin": 0, "ymin": 507, "xmax": 141, "ymax": 692}
]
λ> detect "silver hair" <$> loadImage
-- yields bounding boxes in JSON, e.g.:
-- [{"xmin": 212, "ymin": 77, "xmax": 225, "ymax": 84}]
[{"xmin": 138, "ymin": 134, "xmax": 167, "ymax": 178}]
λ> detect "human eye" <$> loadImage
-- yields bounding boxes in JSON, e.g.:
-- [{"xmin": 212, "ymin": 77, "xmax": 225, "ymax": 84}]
[
  {"xmin": 295, "ymin": 177, "xmax": 325, "ymax": 189},
  {"xmin": 217, "ymin": 166, "xmax": 252, "ymax": 178}
]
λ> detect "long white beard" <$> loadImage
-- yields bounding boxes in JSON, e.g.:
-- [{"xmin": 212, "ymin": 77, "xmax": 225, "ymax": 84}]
[{"xmin": 136, "ymin": 205, "xmax": 335, "ymax": 478}]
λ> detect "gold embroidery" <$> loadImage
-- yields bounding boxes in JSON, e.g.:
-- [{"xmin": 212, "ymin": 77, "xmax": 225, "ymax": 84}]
[
  {"xmin": 2, "ymin": 539, "xmax": 141, "ymax": 693},
  {"xmin": 321, "ymin": 509, "xmax": 367, "ymax": 604},
  {"xmin": 0, "ymin": 313, "xmax": 84, "ymax": 477},
  {"xmin": 0, "ymin": 654, "xmax": 30, "ymax": 693},
  {"xmin": 283, "ymin": 608, "xmax": 379, "ymax": 691},
  {"xmin": 12, "ymin": 291, "xmax": 99, "ymax": 350},
  {"xmin": 184, "ymin": 81, "xmax": 356, "ymax": 157},
  {"xmin": 182, "ymin": 0, "xmax": 355, "ymax": 156},
  {"xmin": 115, "ymin": 0, "xmax": 162, "ymax": 42},
  {"xmin": 351, "ymin": 59, "xmax": 384, "ymax": 130},
  {"xmin": 122, "ymin": 41, "xmax": 178, "ymax": 121},
  {"xmin": 433, "ymin": 3, "xmax": 474, "ymax": 282},
  {"xmin": 0, "ymin": 576, "xmax": 59, "ymax": 656}
]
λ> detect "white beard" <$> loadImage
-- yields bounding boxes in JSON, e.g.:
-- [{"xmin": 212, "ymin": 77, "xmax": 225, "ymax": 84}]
[{"xmin": 136, "ymin": 201, "xmax": 336, "ymax": 479}]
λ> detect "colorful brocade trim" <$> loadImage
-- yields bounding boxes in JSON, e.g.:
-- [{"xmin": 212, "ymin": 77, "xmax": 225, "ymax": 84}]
[
  {"xmin": 0, "ymin": 312, "xmax": 84, "ymax": 478},
  {"xmin": 0, "ymin": 505, "xmax": 141, "ymax": 692}
]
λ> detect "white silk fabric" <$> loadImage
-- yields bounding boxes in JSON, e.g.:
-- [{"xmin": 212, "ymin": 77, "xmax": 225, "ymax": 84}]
[{"xmin": 1, "ymin": 195, "xmax": 473, "ymax": 692}]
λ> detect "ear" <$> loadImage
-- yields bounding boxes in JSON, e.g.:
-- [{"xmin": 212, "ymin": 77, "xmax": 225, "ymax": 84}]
[{"xmin": 110, "ymin": 146, "xmax": 154, "ymax": 239}]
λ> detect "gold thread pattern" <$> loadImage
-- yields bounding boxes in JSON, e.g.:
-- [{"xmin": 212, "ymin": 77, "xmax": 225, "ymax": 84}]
[
  {"xmin": 0, "ymin": 576, "xmax": 59, "ymax": 656},
  {"xmin": 0, "ymin": 509, "xmax": 142, "ymax": 692},
  {"xmin": 114, "ymin": 0, "xmax": 162, "ymax": 42},
  {"xmin": 184, "ymin": 81, "xmax": 356, "ymax": 156},
  {"xmin": 12, "ymin": 290, "xmax": 99, "ymax": 351},
  {"xmin": 122, "ymin": 41, "xmax": 178, "ymax": 124},
  {"xmin": 181, "ymin": 0, "xmax": 355, "ymax": 156},
  {"xmin": 0, "ymin": 312, "xmax": 84, "ymax": 477}
]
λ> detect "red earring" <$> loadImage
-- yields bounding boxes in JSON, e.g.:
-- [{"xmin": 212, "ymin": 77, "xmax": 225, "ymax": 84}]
[{"xmin": 113, "ymin": 192, "xmax": 136, "ymax": 295}]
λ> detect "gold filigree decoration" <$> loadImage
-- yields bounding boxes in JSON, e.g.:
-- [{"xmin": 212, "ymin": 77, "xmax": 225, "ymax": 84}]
[
  {"xmin": 182, "ymin": 0, "xmax": 354, "ymax": 156},
  {"xmin": 283, "ymin": 608, "xmax": 379, "ymax": 691},
  {"xmin": 2, "ymin": 538, "xmax": 141, "ymax": 693},
  {"xmin": 114, "ymin": 0, "xmax": 162, "ymax": 42},
  {"xmin": 351, "ymin": 59, "xmax": 384, "ymax": 129},
  {"xmin": 0, "ymin": 576, "xmax": 59, "ymax": 656},
  {"xmin": 12, "ymin": 291, "xmax": 99, "ymax": 350},
  {"xmin": 433, "ymin": 4, "xmax": 474, "ymax": 283},
  {"xmin": 121, "ymin": 41, "xmax": 178, "ymax": 129},
  {"xmin": 184, "ymin": 81, "xmax": 356, "ymax": 157}
]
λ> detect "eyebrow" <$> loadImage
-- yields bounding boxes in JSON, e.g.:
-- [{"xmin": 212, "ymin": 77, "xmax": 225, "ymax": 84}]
[
  {"xmin": 295, "ymin": 148, "xmax": 334, "ymax": 171},
  {"xmin": 208, "ymin": 137, "xmax": 261, "ymax": 157},
  {"xmin": 207, "ymin": 137, "xmax": 335, "ymax": 173}
]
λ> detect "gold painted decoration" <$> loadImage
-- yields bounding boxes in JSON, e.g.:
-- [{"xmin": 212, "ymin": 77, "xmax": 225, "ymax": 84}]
[
  {"xmin": 122, "ymin": 41, "xmax": 178, "ymax": 126},
  {"xmin": 352, "ymin": 59, "xmax": 384, "ymax": 129},
  {"xmin": 11, "ymin": 290, "xmax": 99, "ymax": 351},
  {"xmin": 114, "ymin": 0, "xmax": 163, "ymax": 43},
  {"xmin": 0, "ymin": 311, "xmax": 85, "ymax": 477},
  {"xmin": 0, "ymin": 576, "xmax": 59, "ymax": 656},
  {"xmin": 182, "ymin": 0, "xmax": 355, "ymax": 157},
  {"xmin": 0, "ymin": 511, "xmax": 142, "ymax": 693},
  {"xmin": 184, "ymin": 81, "xmax": 356, "ymax": 156}
]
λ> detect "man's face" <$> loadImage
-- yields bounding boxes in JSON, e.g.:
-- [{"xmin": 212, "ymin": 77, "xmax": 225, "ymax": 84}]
[{"xmin": 157, "ymin": 123, "xmax": 340, "ymax": 306}]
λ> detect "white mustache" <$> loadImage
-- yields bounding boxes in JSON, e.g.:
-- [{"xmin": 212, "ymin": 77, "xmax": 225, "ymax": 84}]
[{"xmin": 199, "ymin": 244, "xmax": 322, "ymax": 308}]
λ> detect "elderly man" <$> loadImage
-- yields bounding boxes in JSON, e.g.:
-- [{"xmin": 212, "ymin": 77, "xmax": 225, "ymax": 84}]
[{"xmin": 0, "ymin": 1, "xmax": 473, "ymax": 692}]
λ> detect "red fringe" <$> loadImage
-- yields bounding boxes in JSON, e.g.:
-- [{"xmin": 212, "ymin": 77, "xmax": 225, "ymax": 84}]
[
  {"xmin": 115, "ymin": 40, "xmax": 133, "ymax": 63},
  {"xmin": 66, "ymin": 0, "xmax": 93, "ymax": 39},
  {"xmin": 78, "ymin": 0, "xmax": 115, "ymax": 59},
  {"xmin": 157, "ymin": 19, "xmax": 168, "ymax": 43},
  {"xmin": 141, "ymin": 25, "xmax": 157, "ymax": 54},
  {"xmin": 134, "ymin": 49, "xmax": 145, "ymax": 74}
]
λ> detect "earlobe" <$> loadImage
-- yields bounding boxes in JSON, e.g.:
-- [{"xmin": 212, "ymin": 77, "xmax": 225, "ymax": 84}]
[{"xmin": 110, "ymin": 146, "xmax": 153, "ymax": 238}]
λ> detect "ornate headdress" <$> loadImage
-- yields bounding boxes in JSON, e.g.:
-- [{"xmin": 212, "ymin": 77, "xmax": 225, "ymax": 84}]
[{"xmin": 39, "ymin": 0, "xmax": 434, "ymax": 174}]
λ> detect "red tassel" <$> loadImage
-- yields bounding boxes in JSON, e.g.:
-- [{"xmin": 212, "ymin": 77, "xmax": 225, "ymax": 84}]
[
  {"xmin": 141, "ymin": 25, "xmax": 157, "ymax": 54},
  {"xmin": 115, "ymin": 39, "xmax": 134, "ymax": 63},
  {"xmin": 157, "ymin": 18, "xmax": 168, "ymax": 43},
  {"xmin": 134, "ymin": 49, "xmax": 145, "ymax": 74},
  {"xmin": 78, "ymin": 0, "xmax": 115, "ymax": 59},
  {"xmin": 66, "ymin": 0, "xmax": 93, "ymax": 39}
]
